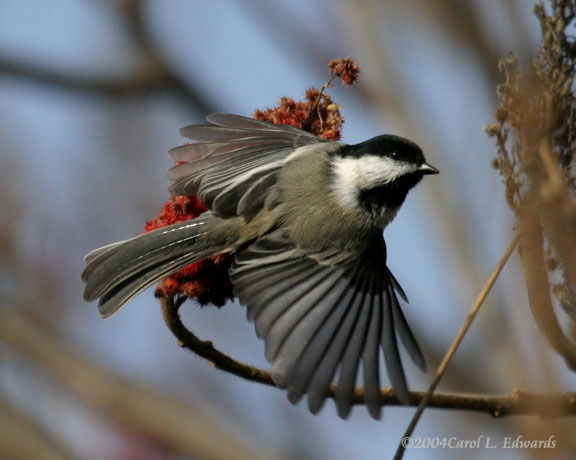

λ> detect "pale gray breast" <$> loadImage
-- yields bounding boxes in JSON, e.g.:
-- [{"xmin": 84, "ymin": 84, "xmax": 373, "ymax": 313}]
[{"xmin": 276, "ymin": 145, "xmax": 379, "ymax": 255}]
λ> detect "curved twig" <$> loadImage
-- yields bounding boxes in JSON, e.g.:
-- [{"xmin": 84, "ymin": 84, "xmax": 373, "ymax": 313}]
[
  {"xmin": 160, "ymin": 293, "xmax": 576, "ymax": 417},
  {"xmin": 161, "ymin": 295, "xmax": 275, "ymax": 386}
]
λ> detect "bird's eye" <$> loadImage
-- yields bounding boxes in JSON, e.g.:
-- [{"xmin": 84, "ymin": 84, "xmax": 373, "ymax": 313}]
[{"xmin": 390, "ymin": 151, "xmax": 400, "ymax": 160}]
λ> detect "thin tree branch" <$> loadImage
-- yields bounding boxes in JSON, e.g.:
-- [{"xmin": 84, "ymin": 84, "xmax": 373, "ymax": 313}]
[
  {"xmin": 394, "ymin": 233, "xmax": 520, "ymax": 459},
  {"xmin": 160, "ymin": 287, "xmax": 576, "ymax": 417}
]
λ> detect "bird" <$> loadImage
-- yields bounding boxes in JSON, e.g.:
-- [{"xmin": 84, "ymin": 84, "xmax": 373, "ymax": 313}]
[{"xmin": 82, "ymin": 113, "xmax": 438, "ymax": 419}]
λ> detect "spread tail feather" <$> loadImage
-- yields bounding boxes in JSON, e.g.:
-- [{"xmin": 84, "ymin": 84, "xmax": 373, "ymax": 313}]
[{"xmin": 82, "ymin": 213, "xmax": 224, "ymax": 318}]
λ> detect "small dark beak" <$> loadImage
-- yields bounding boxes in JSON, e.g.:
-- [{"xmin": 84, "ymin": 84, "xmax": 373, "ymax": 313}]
[{"xmin": 418, "ymin": 162, "xmax": 439, "ymax": 175}]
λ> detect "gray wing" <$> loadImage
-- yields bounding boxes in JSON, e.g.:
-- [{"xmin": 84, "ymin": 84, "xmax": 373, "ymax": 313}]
[
  {"xmin": 230, "ymin": 229, "xmax": 425, "ymax": 420},
  {"xmin": 168, "ymin": 114, "xmax": 328, "ymax": 218}
]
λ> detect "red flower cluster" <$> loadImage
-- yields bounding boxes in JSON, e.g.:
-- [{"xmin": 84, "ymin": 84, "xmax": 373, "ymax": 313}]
[
  {"xmin": 329, "ymin": 57, "xmax": 361, "ymax": 86},
  {"xmin": 254, "ymin": 90, "xmax": 343, "ymax": 141},
  {"xmin": 143, "ymin": 196, "xmax": 234, "ymax": 306},
  {"xmin": 145, "ymin": 58, "xmax": 360, "ymax": 307},
  {"xmin": 253, "ymin": 58, "xmax": 359, "ymax": 141}
]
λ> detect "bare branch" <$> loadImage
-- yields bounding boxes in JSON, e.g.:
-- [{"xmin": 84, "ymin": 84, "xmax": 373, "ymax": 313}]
[
  {"xmin": 394, "ymin": 233, "xmax": 520, "ymax": 459},
  {"xmin": 160, "ymin": 293, "xmax": 576, "ymax": 418},
  {"xmin": 161, "ymin": 295, "xmax": 275, "ymax": 386}
]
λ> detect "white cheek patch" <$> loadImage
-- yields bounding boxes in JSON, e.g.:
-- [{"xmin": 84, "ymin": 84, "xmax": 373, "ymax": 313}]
[{"xmin": 330, "ymin": 155, "xmax": 414, "ymax": 210}]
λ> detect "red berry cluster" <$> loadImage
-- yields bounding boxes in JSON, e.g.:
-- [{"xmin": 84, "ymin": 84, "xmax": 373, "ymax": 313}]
[
  {"xmin": 254, "ymin": 58, "xmax": 360, "ymax": 141},
  {"xmin": 143, "ymin": 195, "xmax": 234, "ymax": 306}
]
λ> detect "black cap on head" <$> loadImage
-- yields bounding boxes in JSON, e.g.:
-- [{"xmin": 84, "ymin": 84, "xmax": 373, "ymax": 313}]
[{"xmin": 338, "ymin": 134, "xmax": 425, "ymax": 166}]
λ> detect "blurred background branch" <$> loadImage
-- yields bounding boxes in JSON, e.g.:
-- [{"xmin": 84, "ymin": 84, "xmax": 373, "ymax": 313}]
[
  {"xmin": 0, "ymin": 0, "xmax": 215, "ymax": 114},
  {"xmin": 0, "ymin": 55, "xmax": 175, "ymax": 98},
  {"xmin": 0, "ymin": 397, "xmax": 74, "ymax": 460},
  {"xmin": 0, "ymin": 306, "xmax": 270, "ymax": 460}
]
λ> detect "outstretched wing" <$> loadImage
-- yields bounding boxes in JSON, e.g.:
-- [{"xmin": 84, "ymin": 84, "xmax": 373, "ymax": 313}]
[
  {"xmin": 230, "ymin": 229, "xmax": 426, "ymax": 419},
  {"xmin": 168, "ymin": 114, "xmax": 332, "ymax": 218}
]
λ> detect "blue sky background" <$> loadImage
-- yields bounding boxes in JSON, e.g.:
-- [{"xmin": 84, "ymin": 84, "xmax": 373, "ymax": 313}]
[{"xmin": 0, "ymin": 1, "xmax": 573, "ymax": 459}]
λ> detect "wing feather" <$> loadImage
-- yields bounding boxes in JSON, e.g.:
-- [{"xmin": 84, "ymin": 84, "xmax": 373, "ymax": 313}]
[
  {"xmin": 305, "ymin": 269, "xmax": 367, "ymax": 413},
  {"xmin": 334, "ymin": 274, "xmax": 373, "ymax": 418},
  {"xmin": 268, "ymin": 268, "xmax": 344, "ymax": 388},
  {"xmin": 230, "ymin": 230, "xmax": 426, "ymax": 418},
  {"xmin": 254, "ymin": 266, "xmax": 334, "ymax": 342},
  {"xmin": 263, "ymin": 268, "xmax": 346, "ymax": 363},
  {"xmin": 383, "ymin": 282, "xmax": 409, "ymax": 404},
  {"xmin": 168, "ymin": 139, "xmax": 290, "ymax": 163},
  {"xmin": 387, "ymin": 267, "xmax": 408, "ymax": 302},
  {"xmin": 236, "ymin": 172, "xmax": 279, "ymax": 216},
  {"xmin": 83, "ymin": 240, "xmax": 124, "ymax": 266},
  {"xmin": 206, "ymin": 113, "xmax": 318, "ymax": 136},
  {"xmin": 179, "ymin": 126, "xmax": 285, "ymax": 141},
  {"xmin": 361, "ymin": 276, "xmax": 383, "ymax": 420},
  {"xmin": 390, "ymin": 285, "xmax": 426, "ymax": 372},
  {"xmin": 170, "ymin": 114, "xmax": 328, "ymax": 218},
  {"xmin": 233, "ymin": 257, "xmax": 308, "ymax": 321}
]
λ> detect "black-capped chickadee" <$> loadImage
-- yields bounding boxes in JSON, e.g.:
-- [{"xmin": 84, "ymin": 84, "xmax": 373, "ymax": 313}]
[{"xmin": 82, "ymin": 114, "xmax": 438, "ymax": 419}]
